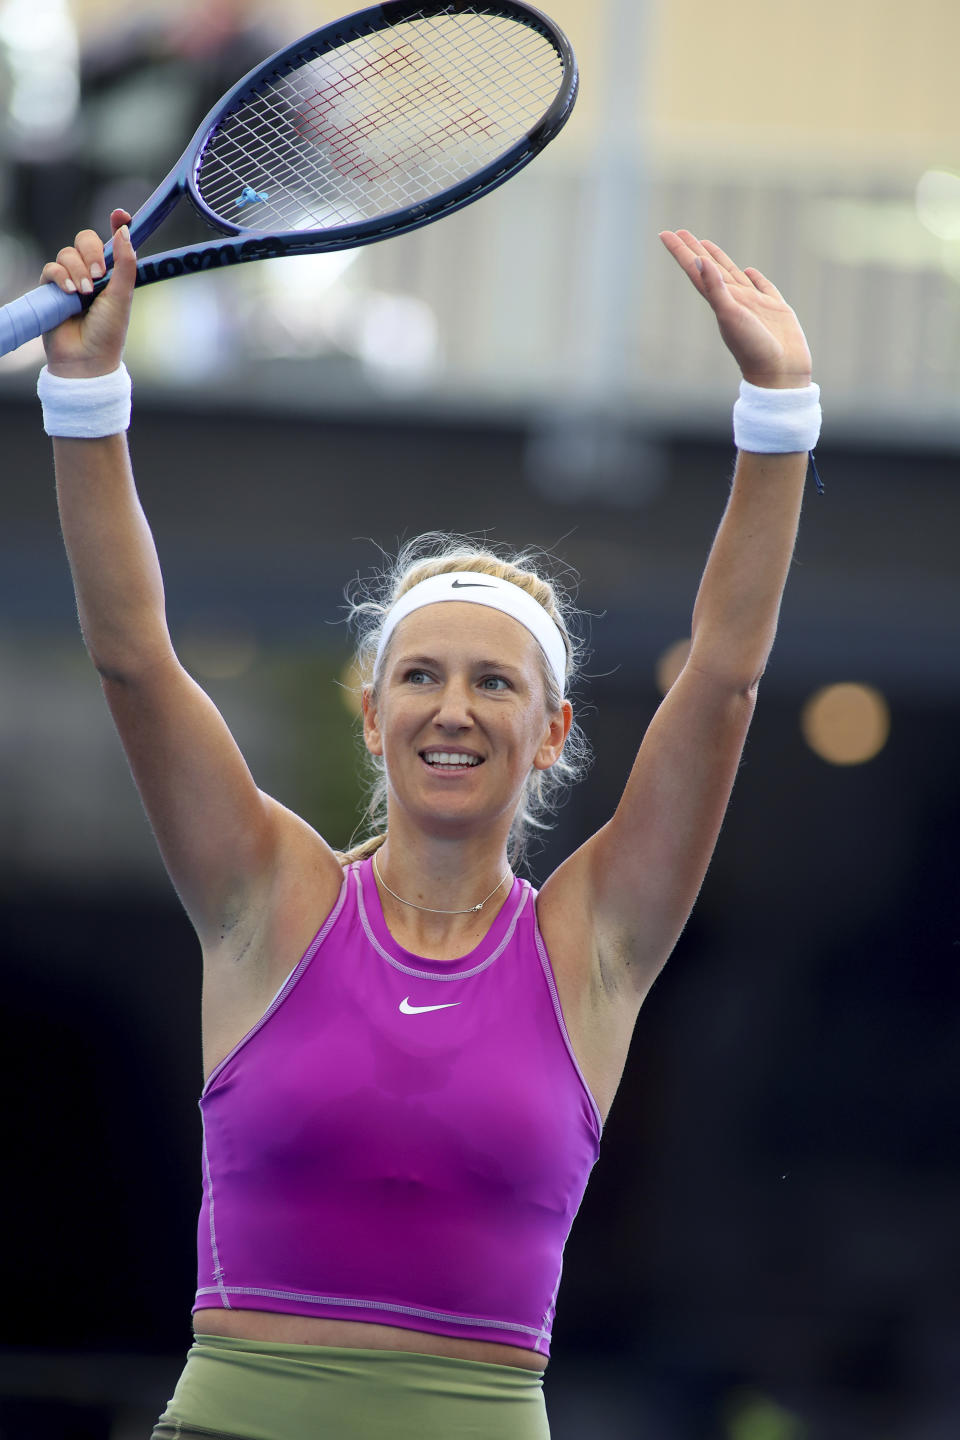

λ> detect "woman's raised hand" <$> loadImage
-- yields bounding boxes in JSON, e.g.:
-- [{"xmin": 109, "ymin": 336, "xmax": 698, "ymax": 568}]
[
  {"xmin": 40, "ymin": 208, "xmax": 137, "ymax": 378},
  {"xmin": 659, "ymin": 229, "xmax": 812, "ymax": 390}
]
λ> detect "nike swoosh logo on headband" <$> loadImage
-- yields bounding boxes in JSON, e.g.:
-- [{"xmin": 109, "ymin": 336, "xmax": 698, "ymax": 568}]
[{"xmin": 450, "ymin": 579, "xmax": 496, "ymax": 589}]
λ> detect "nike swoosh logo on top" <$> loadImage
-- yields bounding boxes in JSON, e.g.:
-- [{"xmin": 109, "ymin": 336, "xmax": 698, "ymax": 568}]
[
  {"xmin": 450, "ymin": 579, "xmax": 496, "ymax": 589},
  {"xmin": 399, "ymin": 997, "xmax": 461, "ymax": 1015}
]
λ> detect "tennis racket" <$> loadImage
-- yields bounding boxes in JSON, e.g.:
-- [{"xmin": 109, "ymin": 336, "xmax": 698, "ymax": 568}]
[{"xmin": 0, "ymin": 0, "xmax": 577, "ymax": 356}]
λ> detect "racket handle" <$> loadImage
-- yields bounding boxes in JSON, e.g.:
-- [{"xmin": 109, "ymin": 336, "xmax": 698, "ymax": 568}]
[{"xmin": 0, "ymin": 282, "xmax": 84, "ymax": 357}]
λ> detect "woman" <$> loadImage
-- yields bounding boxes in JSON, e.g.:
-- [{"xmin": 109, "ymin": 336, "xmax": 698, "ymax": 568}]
[{"xmin": 37, "ymin": 211, "xmax": 820, "ymax": 1439}]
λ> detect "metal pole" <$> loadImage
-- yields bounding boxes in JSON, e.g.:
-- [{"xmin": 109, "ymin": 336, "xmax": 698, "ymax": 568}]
[{"xmin": 527, "ymin": 0, "xmax": 658, "ymax": 503}]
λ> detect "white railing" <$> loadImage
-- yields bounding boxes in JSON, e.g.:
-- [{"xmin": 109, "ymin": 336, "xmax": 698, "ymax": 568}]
[
  {"xmin": 3, "ymin": 161, "xmax": 958, "ymax": 444},
  {"xmin": 356, "ymin": 161, "xmax": 960, "ymax": 441}
]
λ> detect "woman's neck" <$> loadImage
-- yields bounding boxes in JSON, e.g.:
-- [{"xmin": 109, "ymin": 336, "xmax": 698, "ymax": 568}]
[{"xmin": 372, "ymin": 830, "xmax": 514, "ymax": 959}]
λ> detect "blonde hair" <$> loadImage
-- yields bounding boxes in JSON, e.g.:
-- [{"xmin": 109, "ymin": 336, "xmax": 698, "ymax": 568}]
[{"xmin": 338, "ymin": 534, "xmax": 590, "ymax": 868}]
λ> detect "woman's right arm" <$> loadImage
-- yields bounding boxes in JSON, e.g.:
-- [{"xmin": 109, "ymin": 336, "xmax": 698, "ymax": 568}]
[{"xmin": 43, "ymin": 214, "xmax": 342, "ymax": 955}]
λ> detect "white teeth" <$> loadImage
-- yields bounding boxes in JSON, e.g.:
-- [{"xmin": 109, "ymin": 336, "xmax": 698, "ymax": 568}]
[{"xmin": 423, "ymin": 751, "xmax": 480, "ymax": 767}]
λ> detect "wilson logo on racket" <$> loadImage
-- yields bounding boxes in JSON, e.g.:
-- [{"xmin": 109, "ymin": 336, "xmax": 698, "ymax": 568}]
[
  {"xmin": 294, "ymin": 44, "xmax": 500, "ymax": 186},
  {"xmin": 135, "ymin": 239, "xmax": 283, "ymax": 286},
  {"xmin": 0, "ymin": 2, "xmax": 578, "ymax": 357}
]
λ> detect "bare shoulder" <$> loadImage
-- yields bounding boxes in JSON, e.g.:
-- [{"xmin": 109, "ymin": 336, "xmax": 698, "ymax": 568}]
[
  {"xmin": 535, "ymin": 846, "xmax": 642, "ymax": 1123},
  {"xmin": 536, "ymin": 836, "xmax": 638, "ymax": 996},
  {"xmin": 199, "ymin": 801, "xmax": 346, "ymax": 1080}
]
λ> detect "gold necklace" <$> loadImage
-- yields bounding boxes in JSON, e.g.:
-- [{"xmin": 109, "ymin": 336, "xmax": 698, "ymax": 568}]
[{"xmin": 373, "ymin": 849, "xmax": 512, "ymax": 916}]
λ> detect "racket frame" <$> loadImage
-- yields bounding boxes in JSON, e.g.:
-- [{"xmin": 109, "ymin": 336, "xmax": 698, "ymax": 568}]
[
  {"xmin": 115, "ymin": 0, "xmax": 578, "ymax": 286},
  {"xmin": 0, "ymin": 0, "xmax": 577, "ymax": 351}
]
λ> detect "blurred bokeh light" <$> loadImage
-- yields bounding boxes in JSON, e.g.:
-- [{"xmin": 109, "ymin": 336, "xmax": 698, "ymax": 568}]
[
  {"xmin": 655, "ymin": 636, "xmax": 691, "ymax": 695},
  {"xmin": 800, "ymin": 683, "xmax": 891, "ymax": 767}
]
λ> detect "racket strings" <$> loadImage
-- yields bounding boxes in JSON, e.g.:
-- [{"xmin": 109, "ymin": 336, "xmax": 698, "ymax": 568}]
[
  {"xmin": 203, "ymin": 23, "xmax": 556, "ymax": 227},
  {"xmin": 195, "ymin": 9, "xmax": 563, "ymax": 233}
]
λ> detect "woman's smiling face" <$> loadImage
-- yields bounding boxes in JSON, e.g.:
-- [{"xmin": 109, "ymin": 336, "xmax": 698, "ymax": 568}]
[{"xmin": 362, "ymin": 602, "xmax": 569, "ymax": 836}]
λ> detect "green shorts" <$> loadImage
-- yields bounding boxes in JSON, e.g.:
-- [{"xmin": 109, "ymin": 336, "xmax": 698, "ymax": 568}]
[{"xmin": 151, "ymin": 1334, "xmax": 551, "ymax": 1440}]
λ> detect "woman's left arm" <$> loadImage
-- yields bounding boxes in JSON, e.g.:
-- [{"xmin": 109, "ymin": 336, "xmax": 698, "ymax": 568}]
[{"xmin": 541, "ymin": 230, "xmax": 817, "ymax": 1004}]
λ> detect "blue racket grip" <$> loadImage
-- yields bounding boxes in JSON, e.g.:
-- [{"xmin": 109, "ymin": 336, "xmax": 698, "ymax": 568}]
[{"xmin": 0, "ymin": 282, "xmax": 84, "ymax": 357}]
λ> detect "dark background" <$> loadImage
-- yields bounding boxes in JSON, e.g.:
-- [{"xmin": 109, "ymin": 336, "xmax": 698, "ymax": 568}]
[{"xmin": 2, "ymin": 389, "xmax": 958, "ymax": 1438}]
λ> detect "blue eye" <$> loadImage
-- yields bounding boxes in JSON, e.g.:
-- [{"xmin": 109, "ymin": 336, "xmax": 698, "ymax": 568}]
[{"xmin": 481, "ymin": 675, "xmax": 510, "ymax": 691}]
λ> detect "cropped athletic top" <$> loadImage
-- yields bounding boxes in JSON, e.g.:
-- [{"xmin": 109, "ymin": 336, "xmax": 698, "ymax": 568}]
[{"xmin": 193, "ymin": 858, "xmax": 603, "ymax": 1357}]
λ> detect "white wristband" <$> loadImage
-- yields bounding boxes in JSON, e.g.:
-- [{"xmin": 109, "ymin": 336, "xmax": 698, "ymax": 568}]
[
  {"xmin": 733, "ymin": 379, "xmax": 821, "ymax": 454},
  {"xmin": 37, "ymin": 363, "xmax": 132, "ymax": 438}
]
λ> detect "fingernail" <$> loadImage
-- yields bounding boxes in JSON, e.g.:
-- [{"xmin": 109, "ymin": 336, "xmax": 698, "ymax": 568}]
[
  {"xmin": 80, "ymin": 278, "xmax": 93, "ymax": 295},
  {"xmin": 118, "ymin": 225, "xmax": 130, "ymax": 241},
  {"xmin": 696, "ymin": 258, "xmax": 704, "ymax": 272},
  {"xmin": 63, "ymin": 279, "xmax": 77, "ymax": 294},
  {"xmin": 90, "ymin": 262, "xmax": 104, "ymax": 280}
]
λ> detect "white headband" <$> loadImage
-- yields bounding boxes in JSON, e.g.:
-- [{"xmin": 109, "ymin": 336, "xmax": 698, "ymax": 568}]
[{"xmin": 375, "ymin": 571, "xmax": 568, "ymax": 695}]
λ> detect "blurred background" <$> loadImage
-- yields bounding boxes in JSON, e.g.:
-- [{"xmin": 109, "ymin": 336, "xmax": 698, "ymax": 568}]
[{"xmin": 1, "ymin": 1, "xmax": 958, "ymax": 1436}]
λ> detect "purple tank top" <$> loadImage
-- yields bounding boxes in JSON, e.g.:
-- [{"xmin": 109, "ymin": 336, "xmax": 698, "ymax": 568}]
[{"xmin": 193, "ymin": 858, "xmax": 603, "ymax": 1356}]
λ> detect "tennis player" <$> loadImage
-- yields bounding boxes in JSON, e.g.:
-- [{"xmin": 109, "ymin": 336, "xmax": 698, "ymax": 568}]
[{"xmin": 37, "ymin": 210, "xmax": 821, "ymax": 1440}]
